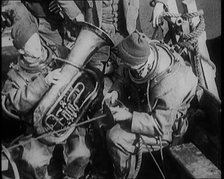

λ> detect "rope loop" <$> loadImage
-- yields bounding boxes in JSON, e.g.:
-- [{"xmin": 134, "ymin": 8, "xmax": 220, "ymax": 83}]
[
  {"xmin": 162, "ymin": 9, "xmax": 216, "ymax": 71},
  {"xmin": 162, "ymin": 9, "xmax": 205, "ymax": 53}
]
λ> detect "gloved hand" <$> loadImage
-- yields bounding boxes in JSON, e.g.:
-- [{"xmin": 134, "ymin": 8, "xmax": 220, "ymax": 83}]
[
  {"xmin": 49, "ymin": 0, "xmax": 62, "ymax": 14},
  {"xmin": 1, "ymin": 11, "xmax": 13, "ymax": 32},
  {"xmin": 75, "ymin": 13, "xmax": 84, "ymax": 22},
  {"xmin": 152, "ymin": 2, "xmax": 164, "ymax": 28},
  {"xmin": 109, "ymin": 106, "xmax": 132, "ymax": 122},
  {"xmin": 45, "ymin": 68, "xmax": 63, "ymax": 85},
  {"xmin": 103, "ymin": 91, "xmax": 119, "ymax": 106}
]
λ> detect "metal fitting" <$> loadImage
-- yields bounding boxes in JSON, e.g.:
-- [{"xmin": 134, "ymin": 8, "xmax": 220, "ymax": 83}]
[{"xmin": 175, "ymin": 17, "xmax": 184, "ymax": 26}]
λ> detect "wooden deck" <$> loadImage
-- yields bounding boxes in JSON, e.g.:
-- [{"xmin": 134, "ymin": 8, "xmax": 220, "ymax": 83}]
[{"xmin": 169, "ymin": 143, "xmax": 221, "ymax": 178}]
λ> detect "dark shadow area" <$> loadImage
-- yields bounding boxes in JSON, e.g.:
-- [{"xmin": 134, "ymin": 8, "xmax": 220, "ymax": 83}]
[
  {"xmin": 206, "ymin": 36, "xmax": 221, "ymax": 97},
  {"xmin": 136, "ymin": 148, "xmax": 194, "ymax": 179}
]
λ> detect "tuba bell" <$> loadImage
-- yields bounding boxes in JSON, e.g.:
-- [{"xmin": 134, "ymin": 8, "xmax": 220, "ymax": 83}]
[{"xmin": 33, "ymin": 22, "xmax": 114, "ymax": 144}]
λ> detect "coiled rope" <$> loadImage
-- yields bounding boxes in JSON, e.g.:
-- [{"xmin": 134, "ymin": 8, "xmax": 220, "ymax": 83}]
[
  {"xmin": 132, "ymin": 134, "xmax": 143, "ymax": 179},
  {"xmin": 162, "ymin": 9, "xmax": 216, "ymax": 87}
]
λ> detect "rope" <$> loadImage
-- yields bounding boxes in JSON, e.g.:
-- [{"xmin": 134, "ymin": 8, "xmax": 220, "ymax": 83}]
[
  {"xmin": 163, "ymin": 9, "xmax": 216, "ymax": 72},
  {"xmin": 162, "ymin": 10, "xmax": 204, "ymax": 20},
  {"xmin": 182, "ymin": 10, "xmax": 204, "ymax": 19},
  {"xmin": 162, "ymin": 10, "xmax": 205, "ymax": 46},
  {"xmin": 181, "ymin": 15, "xmax": 205, "ymax": 39},
  {"xmin": 132, "ymin": 135, "xmax": 143, "ymax": 179},
  {"xmin": 140, "ymin": 136, "xmax": 166, "ymax": 179},
  {"xmin": 162, "ymin": 11, "xmax": 181, "ymax": 18},
  {"xmin": 194, "ymin": 42, "xmax": 207, "ymax": 87}
]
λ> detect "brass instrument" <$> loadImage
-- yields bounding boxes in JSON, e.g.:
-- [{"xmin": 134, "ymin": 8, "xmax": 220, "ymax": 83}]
[{"xmin": 33, "ymin": 22, "xmax": 114, "ymax": 144}]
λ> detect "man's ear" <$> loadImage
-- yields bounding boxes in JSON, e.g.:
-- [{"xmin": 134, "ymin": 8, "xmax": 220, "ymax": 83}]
[{"xmin": 18, "ymin": 49, "xmax": 25, "ymax": 54}]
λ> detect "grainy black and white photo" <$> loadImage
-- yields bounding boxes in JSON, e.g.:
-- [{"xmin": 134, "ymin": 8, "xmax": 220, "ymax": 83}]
[{"xmin": 1, "ymin": 0, "xmax": 221, "ymax": 179}]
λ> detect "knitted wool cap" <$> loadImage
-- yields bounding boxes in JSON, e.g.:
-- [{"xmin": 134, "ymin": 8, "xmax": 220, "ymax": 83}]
[
  {"xmin": 116, "ymin": 30, "xmax": 151, "ymax": 66},
  {"xmin": 11, "ymin": 19, "xmax": 38, "ymax": 49}
]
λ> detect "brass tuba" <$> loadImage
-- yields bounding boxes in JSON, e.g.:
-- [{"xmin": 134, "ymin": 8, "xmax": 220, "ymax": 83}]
[{"xmin": 33, "ymin": 22, "xmax": 114, "ymax": 144}]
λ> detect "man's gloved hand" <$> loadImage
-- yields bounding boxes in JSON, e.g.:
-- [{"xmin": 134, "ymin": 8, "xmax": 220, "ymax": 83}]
[
  {"xmin": 45, "ymin": 68, "xmax": 63, "ymax": 85},
  {"xmin": 152, "ymin": 2, "xmax": 164, "ymax": 28},
  {"xmin": 49, "ymin": 0, "xmax": 62, "ymax": 14},
  {"xmin": 109, "ymin": 106, "xmax": 132, "ymax": 122},
  {"xmin": 75, "ymin": 13, "xmax": 84, "ymax": 22},
  {"xmin": 103, "ymin": 91, "xmax": 119, "ymax": 106},
  {"xmin": 1, "ymin": 11, "xmax": 13, "ymax": 32}
]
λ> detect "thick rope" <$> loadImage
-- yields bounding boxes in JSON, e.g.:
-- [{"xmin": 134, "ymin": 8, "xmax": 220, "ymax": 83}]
[
  {"xmin": 162, "ymin": 9, "xmax": 204, "ymax": 20},
  {"xmin": 132, "ymin": 135, "xmax": 143, "ymax": 179},
  {"xmin": 194, "ymin": 42, "xmax": 206, "ymax": 87},
  {"xmin": 181, "ymin": 15, "xmax": 205, "ymax": 39},
  {"xmin": 162, "ymin": 10, "xmax": 204, "ymax": 43},
  {"xmin": 162, "ymin": 9, "xmax": 216, "ymax": 71}
]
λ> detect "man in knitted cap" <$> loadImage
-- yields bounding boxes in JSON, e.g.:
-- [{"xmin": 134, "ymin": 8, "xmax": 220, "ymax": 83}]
[
  {"xmin": 1, "ymin": 3, "xmax": 90, "ymax": 179},
  {"xmin": 104, "ymin": 30, "xmax": 198, "ymax": 178}
]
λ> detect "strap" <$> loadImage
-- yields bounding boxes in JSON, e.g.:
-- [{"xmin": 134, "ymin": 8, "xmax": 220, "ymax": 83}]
[
  {"xmin": 2, "ymin": 145, "xmax": 20, "ymax": 179},
  {"xmin": 1, "ymin": 95, "xmax": 20, "ymax": 120},
  {"xmin": 7, "ymin": 67, "xmax": 30, "ymax": 88}
]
